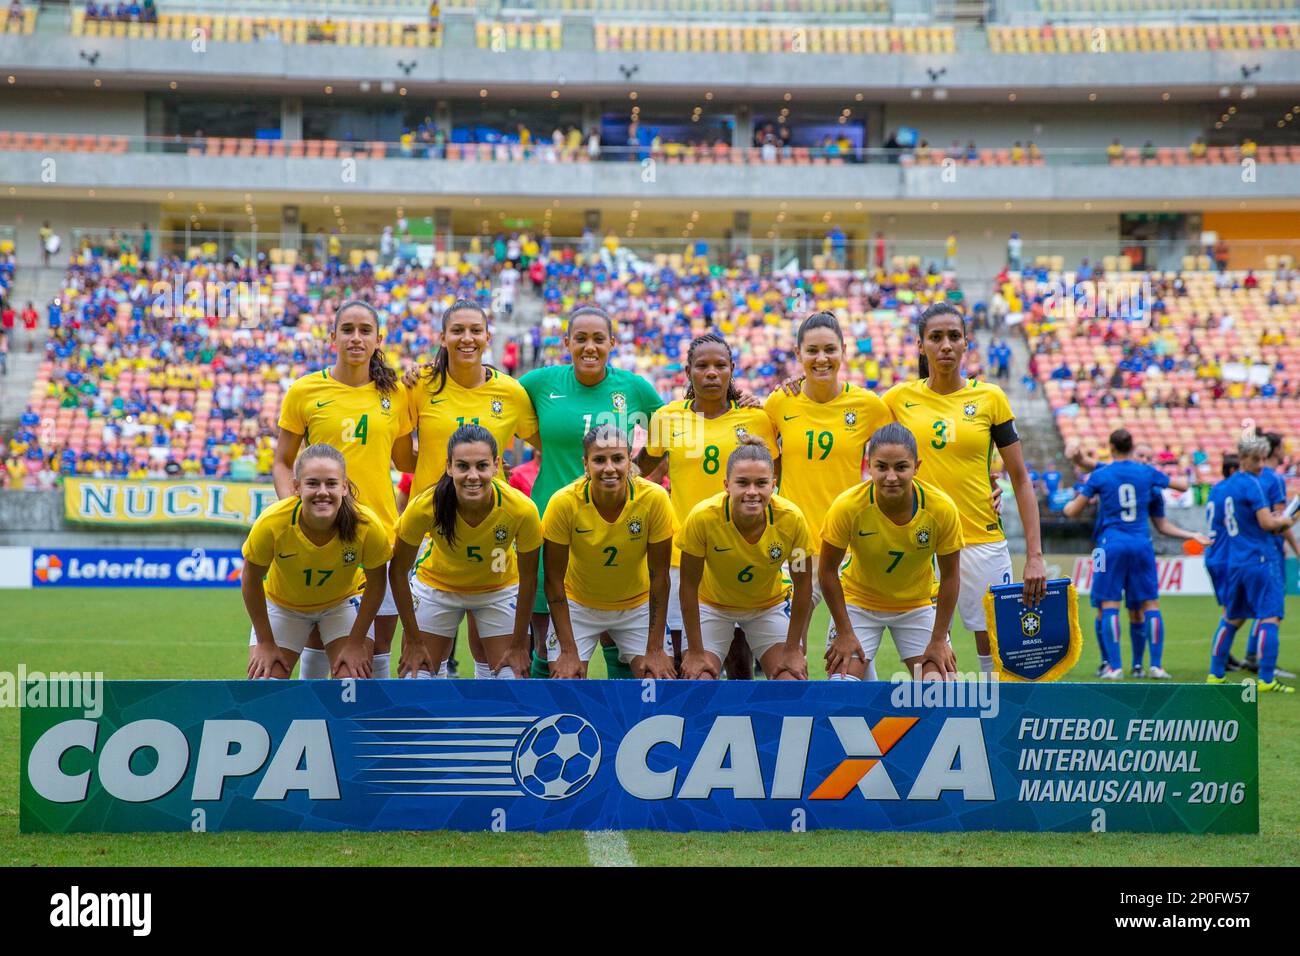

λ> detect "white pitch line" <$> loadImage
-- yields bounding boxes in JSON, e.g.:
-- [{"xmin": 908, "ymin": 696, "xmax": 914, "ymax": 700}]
[{"xmin": 584, "ymin": 830, "xmax": 636, "ymax": 868}]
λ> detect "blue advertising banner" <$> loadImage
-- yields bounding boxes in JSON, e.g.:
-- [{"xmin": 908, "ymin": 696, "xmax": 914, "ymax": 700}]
[
  {"xmin": 20, "ymin": 680, "xmax": 1258, "ymax": 834},
  {"xmin": 31, "ymin": 548, "xmax": 244, "ymax": 588}
]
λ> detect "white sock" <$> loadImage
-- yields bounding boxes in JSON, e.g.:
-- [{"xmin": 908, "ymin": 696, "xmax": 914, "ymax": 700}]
[
  {"xmin": 372, "ymin": 653, "xmax": 391, "ymax": 679},
  {"xmin": 978, "ymin": 654, "xmax": 994, "ymax": 674},
  {"xmin": 494, "ymin": 665, "xmax": 517, "ymax": 680},
  {"xmin": 406, "ymin": 669, "xmax": 438, "ymax": 679},
  {"xmin": 865, "ymin": 660, "xmax": 878, "ymax": 681},
  {"xmin": 828, "ymin": 672, "xmax": 861, "ymax": 682},
  {"xmin": 473, "ymin": 661, "xmax": 493, "ymax": 680},
  {"xmin": 297, "ymin": 647, "xmax": 330, "ymax": 679},
  {"xmin": 439, "ymin": 659, "xmax": 449, "ymax": 678}
]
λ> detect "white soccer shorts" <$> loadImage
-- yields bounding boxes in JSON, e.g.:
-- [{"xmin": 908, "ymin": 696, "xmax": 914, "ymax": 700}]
[
  {"xmin": 957, "ymin": 539, "xmax": 1012, "ymax": 633},
  {"xmin": 667, "ymin": 565, "xmax": 684, "ymax": 631},
  {"xmin": 248, "ymin": 596, "xmax": 373, "ymax": 653},
  {"xmin": 546, "ymin": 599, "xmax": 652, "ymax": 664},
  {"xmin": 697, "ymin": 599, "xmax": 791, "ymax": 662},
  {"xmin": 410, "ymin": 578, "xmax": 519, "ymax": 638},
  {"xmin": 830, "ymin": 603, "xmax": 942, "ymax": 662}
]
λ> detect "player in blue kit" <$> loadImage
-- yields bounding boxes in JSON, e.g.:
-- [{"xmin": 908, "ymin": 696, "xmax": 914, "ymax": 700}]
[
  {"xmin": 1206, "ymin": 434, "xmax": 1298, "ymax": 692},
  {"xmin": 1064, "ymin": 429, "xmax": 1190, "ymax": 679},
  {"xmin": 1204, "ymin": 453, "xmax": 1239, "ymax": 613},
  {"xmin": 1243, "ymin": 432, "xmax": 1299, "ymax": 676}
]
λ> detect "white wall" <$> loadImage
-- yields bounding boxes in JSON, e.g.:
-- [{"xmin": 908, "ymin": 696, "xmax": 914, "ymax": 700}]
[{"xmin": 0, "ymin": 89, "xmax": 147, "ymax": 137}]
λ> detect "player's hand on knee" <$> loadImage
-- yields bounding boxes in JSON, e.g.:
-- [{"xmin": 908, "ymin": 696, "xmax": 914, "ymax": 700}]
[
  {"xmin": 398, "ymin": 638, "xmax": 434, "ymax": 678},
  {"xmin": 681, "ymin": 650, "xmax": 718, "ymax": 680},
  {"xmin": 923, "ymin": 638, "xmax": 959, "ymax": 679},
  {"xmin": 780, "ymin": 645, "xmax": 809, "ymax": 681},
  {"xmin": 550, "ymin": 650, "xmax": 584, "ymax": 679},
  {"xmin": 334, "ymin": 639, "xmax": 374, "ymax": 680},
  {"xmin": 639, "ymin": 648, "xmax": 678, "ymax": 680},
  {"xmin": 824, "ymin": 632, "xmax": 861, "ymax": 677},
  {"xmin": 499, "ymin": 645, "xmax": 532, "ymax": 679},
  {"xmin": 248, "ymin": 643, "xmax": 284, "ymax": 680}
]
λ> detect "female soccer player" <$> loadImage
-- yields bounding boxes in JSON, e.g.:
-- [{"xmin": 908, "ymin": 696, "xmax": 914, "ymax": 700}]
[
  {"xmin": 404, "ymin": 298, "xmax": 538, "ymax": 679},
  {"xmin": 519, "ymin": 305, "xmax": 664, "ymax": 678},
  {"xmin": 883, "ymin": 302, "xmax": 1046, "ymax": 675},
  {"xmin": 388, "ymin": 425, "xmax": 541, "ymax": 679},
  {"xmin": 637, "ymin": 331, "xmax": 778, "ymax": 671},
  {"xmin": 813, "ymin": 424, "xmax": 962, "ymax": 681},
  {"xmin": 542, "ymin": 424, "xmax": 676, "ymax": 679},
  {"xmin": 677, "ymin": 437, "xmax": 813, "ymax": 680},
  {"xmin": 275, "ymin": 300, "xmax": 414, "ymax": 679},
  {"xmin": 244, "ymin": 444, "xmax": 392, "ymax": 679}
]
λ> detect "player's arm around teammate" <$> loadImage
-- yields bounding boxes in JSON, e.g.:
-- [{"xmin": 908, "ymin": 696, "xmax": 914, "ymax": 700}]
[
  {"xmin": 813, "ymin": 424, "xmax": 962, "ymax": 682},
  {"xmin": 243, "ymin": 445, "xmax": 391, "ymax": 679},
  {"xmin": 542, "ymin": 426, "xmax": 677, "ymax": 679},
  {"xmin": 388, "ymin": 425, "xmax": 541, "ymax": 679},
  {"xmin": 678, "ymin": 437, "xmax": 813, "ymax": 680}
]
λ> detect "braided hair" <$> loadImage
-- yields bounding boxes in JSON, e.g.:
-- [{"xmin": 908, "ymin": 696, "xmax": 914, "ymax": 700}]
[{"xmin": 683, "ymin": 331, "xmax": 741, "ymax": 404}]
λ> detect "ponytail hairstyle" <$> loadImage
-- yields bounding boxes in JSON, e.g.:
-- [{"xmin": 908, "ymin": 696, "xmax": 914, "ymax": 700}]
[
  {"xmin": 582, "ymin": 422, "xmax": 631, "ymax": 459},
  {"xmin": 426, "ymin": 298, "xmax": 491, "ymax": 397},
  {"xmin": 294, "ymin": 443, "xmax": 364, "ymax": 544},
  {"xmin": 1221, "ymin": 452, "xmax": 1240, "ymax": 479},
  {"xmin": 867, "ymin": 422, "xmax": 919, "ymax": 461},
  {"xmin": 796, "ymin": 310, "xmax": 844, "ymax": 348},
  {"xmin": 683, "ymin": 331, "xmax": 741, "ymax": 403},
  {"xmin": 915, "ymin": 302, "xmax": 966, "ymax": 379},
  {"xmin": 433, "ymin": 423, "xmax": 499, "ymax": 547},
  {"xmin": 568, "ymin": 304, "xmax": 614, "ymax": 336},
  {"xmin": 335, "ymin": 299, "xmax": 397, "ymax": 396},
  {"xmin": 725, "ymin": 434, "xmax": 774, "ymax": 478}
]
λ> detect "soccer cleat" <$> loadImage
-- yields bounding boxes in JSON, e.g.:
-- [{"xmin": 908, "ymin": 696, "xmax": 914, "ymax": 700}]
[
  {"xmin": 1147, "ymin": 666, "xmax": 1172, "ymax": 680},
  {"xmin": 1226, "ymin": 655, "xmax": 1245, "ymax": 672},
  {"xmin": 1095, "ymin": 663, "xmax": 1109, "ymax": 678},
  {"xmin": 1243, "ymin": 654, "xmax": 1259, "ymax": 673},
  {"xmin": 1206, "ymin": 674, "xmax": 1227, "ymax": 684},
  {"xmin": 1257, "ymin": 679, "xmax": 1295, "ymax": 694},
  {"xmin": 1130, "ymin": 664, "xmax": 1144, "ymax": 679},
  {"xmin": 1100, "ymin": 667, "xmax": 1124, "ymax": 680},
  {"xmin": 1274, "ymin": 665, "xmax": 1297, "ymax": 680}
]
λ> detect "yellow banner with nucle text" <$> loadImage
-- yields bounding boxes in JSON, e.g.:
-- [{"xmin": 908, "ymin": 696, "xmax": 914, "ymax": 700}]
[{"xmin": 63, "ymin": 478, "xmax": 277, "ymax": 529}]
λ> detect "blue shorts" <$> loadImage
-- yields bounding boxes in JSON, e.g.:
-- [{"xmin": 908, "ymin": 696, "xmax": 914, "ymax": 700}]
[
  {"xmin": 1206, "ymin": 560, "xmax": 1229, "ymax": 608},
  {"xmin": 1225, "ymin": 559, "xmax": 1284, "ymax": 622},
  {"xmin": 1090, "ymin": 540, "xmax": 1159, "ymax": 607},
  {"xmin": 1272, "ymin": 551, "xmax": 1287, "ymax": 621}
]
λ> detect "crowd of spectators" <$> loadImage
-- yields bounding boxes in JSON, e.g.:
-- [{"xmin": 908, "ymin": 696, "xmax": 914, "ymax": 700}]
[{"xmin": 83, "ymin": 0, "xmax": 158, "ymax": 23}]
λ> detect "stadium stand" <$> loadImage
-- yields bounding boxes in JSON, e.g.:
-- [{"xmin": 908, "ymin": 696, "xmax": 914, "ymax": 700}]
[
  {"xmin": 0, "ymin": 2, "xmax": 35, "ymax": 34},
  {"xmin": 71, "ymin": 8, "xmax": 442, "ymax": 46},
  {"xmin": 987, "ymin": 22, "xmax": 1300, "ymax": 53},
  {"xmin": 1006, "ymin": 265, "xmax": 1300, "ymax": 494},
  {"xmin": 475, "ymin": 19, "xmax": 563, "ymax": 50},
  {"xmin": 594, "ymin": 23, "xmax": 954, "ymax": 53}
]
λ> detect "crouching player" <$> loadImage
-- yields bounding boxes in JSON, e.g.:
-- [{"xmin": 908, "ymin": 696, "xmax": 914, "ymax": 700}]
[
  {"xmin": 389, "ymin": 425, "xmax": 541, "ymax": 679},
  {"xmin": 678, "ymin": 437, "xmax": 814, "ymax": 680},
  {"xmin": 816, "ymin": 423, "xmax": 962, "ymax": 681},
  {"xmin": 542, "ymin": 424, "xmax": 676, "ymax": 678},
  {"xmin": 243, "ymin": 444, "xmax": 391, "ymax": 679},
  {"xmin": 1207, "ymin": 434, "xmax": 1298, "ymax": 692}
]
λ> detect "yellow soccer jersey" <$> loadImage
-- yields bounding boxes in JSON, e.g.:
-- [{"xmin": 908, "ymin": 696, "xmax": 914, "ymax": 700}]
[
  {"xmin": 645, "ymin": 399, "xmax": 778, "ymax": 565},
  {"xmin": 541, "ymin": 476, "xmax": 676, "ymax": 610},
  {"xmin": 821, "ymin": 479, "xmax": 964, "ymax": 613},
  {"xmin": 278, "ymin": 369, "xmax": 414, "ymax": 540},
  {"xmin": 764, "ymin": 383, "xmax": 890, "ymax": 550},
  {"xmin": 882, "ymin": 377, "xmax": 1015, "ymax": 545},
  {"xmin": 242, "ymin": 496, "xmax": 392, "ymax": 614},
  {"xmin": 400, "ymin": 480, "xmax": 542, "ymax": 593},
  {"xmin": 407, "ymin": 367, "xmax": 538, "ymax": 498},
  {"xmin": 677, "ymin": 492, "xmax": 812, "ymax": 614}
]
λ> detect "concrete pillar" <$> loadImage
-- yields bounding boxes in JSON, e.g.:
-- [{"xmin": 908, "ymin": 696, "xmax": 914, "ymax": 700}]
[
  {"xmin": 281, "ymin": 96, "xmax": 303, "ymax": 141},
  {"xmin": 280, "ymin": 205, "xmax": 301, "ymax": 254},
  {"xmin": 732, "ymin": 210, "xmax": 751, "ymax": 261},
  {"xmin": 581, "ymin": 102, "xmax": 601, "ymax": 139},
  {"xmin": 434, "ymin": 100, "xmax": 452, "ymax": 140},
  {"xmin": 435, "ymin": 206, "xmax": 453, "ymax": 252},
  {"xmin": 733, "ymin": 105, "xmax": 752, "ymax": 152}
]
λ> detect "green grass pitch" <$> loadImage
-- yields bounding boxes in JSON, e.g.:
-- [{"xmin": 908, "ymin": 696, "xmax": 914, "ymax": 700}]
[{"xmin": 2, "ymin": 590, "xmax": 1295, "ymax": 866}]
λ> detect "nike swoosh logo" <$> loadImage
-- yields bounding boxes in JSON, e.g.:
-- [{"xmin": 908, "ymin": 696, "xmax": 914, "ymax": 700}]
[
  {"xmin": 428, "ymin": 399, "xmax": 446, "ymax": 406},
  {"xmin": 549, "ymin": 393, "xmax": 566, "ymax": 399},
  {"xmin": 277, "ymin": 552, "xmax": 298, "ymax": 558},
  {"xmin": 316, "ymin": 401, "xmax": 334, "ymax": 408},
  {"xmin": 857, "ymin": 531, "xmax": 878, "ymax": 537},
  {"xmin": 783, "ymin": 415, "xmax": 799, "ymax": 421},
  {"xmin": 903, "ymin": 402, "xmax": 920, "ymax": 408},
  {"xmin": 713, "ymin": 546, "xmax": 732, "ymax": 552},
  {"xmin": 575, "ymin": 528, "xmax": 593, "ymax": 534},
  {"xmin": 672, "ymin": 431, "xmax": 685, "ymax": 439}
]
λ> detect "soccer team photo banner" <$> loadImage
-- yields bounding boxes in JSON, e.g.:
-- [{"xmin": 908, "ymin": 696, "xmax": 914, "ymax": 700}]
[
  {"xmin": 984, "ymin": 577, "xmax": 1083, "ymax": 681},
  {"xmin": 20, "ymin": 680, "xmax": 1257, "ymax": 834},
  {"xmin": 63, "ymin": 478, "xmax": 278, "ymax": 529}
]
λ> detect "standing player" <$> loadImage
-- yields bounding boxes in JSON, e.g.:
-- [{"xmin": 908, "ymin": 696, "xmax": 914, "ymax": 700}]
[
  {"xmin": 405, "ymin": 299, "xmax": 538, "ymax": 678},
  {"xmin": 636, "ymin": 331, "xmax": 778, "ymax": 672},
  {"xmin": 1204, "ymin": 453, "xmax": 1239, "ymax": 616},
  {"xmin": 519, "ymin": 305, "xmax": 663, "ymax": 679},
  {"xmin": 677, "ymin": 437, "xmax": 814, "ymax": 680},
  {"xmin": 1244, "ymin": 432, "xmax": 1298, "ymax": 675},
  {"xmin": 1063, "ymin": 429, "xmax": 1191, "ymax": 678},
  {"xmin": 275, "ymin": 300, "xmax": 415, "ymax": 679},
  {"xmin": 816, "ymin": 424, "xmax": 962, "ymax": 681},
  {"xmin": 387, "ymin": 425, "xmax": 540, "ymax": 679},
  {"xmin": 1206, "ymin": 434, "xmax": 1298, "ymax": 692},
  {"xmin": 542, "ymin": 425, "xmax": 676, "ymax": 679},
  {"xmin": 244, "ymin": 444, "xmax": 391, "ymax": 679},
  {"xmin": 883, "ymin": 303, "xmax": 1046, "ymax": 674},
  {"xmin": 764, "ymin": 312, "xmax": 890, "ymax": 653}
]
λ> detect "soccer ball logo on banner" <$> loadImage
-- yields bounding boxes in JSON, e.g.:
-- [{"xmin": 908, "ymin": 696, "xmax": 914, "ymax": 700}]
[{"xmin": 513, "ymin": 714, "xmax": 602, "ymax": 800}]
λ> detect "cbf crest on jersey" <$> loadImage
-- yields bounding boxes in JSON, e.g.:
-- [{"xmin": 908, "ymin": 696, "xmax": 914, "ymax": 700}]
[
  {"xmin": 611, "ymin": 392, "xmax": 627, "ymax": 412},
  {"xmin": 490, "ymin": 399, "xmax": 504, "ymax": 417},
  {"xmin": 493, "ymin": 524, "xmax": 509, "ymax": 542},
  {"xmin": 844, "ymin": 410, "xmax": 858, "ymax": 428},
  {"xmin": 380, "ymin": 397, "xmax": 392, "ymax": 412},
  {"xmin": 962, "ymin": 401, "xmax": 978, "ymax": 419},
  {"xmin": 342, "ymin": 548, "xmax": 357, "ymax": 564},
  {"xmin": 983, "ymin": 578, "xmax": 1083, "ymax": 682},
  {"xmin": 627, "ymin": 517, "xmax": 644, "ymax": 537},
  {"xmin": 915, "ymin": 528, "xmax": 931, "ymax": 547},
  {"xmin": 767, "ymin": 544, "xmax": 784, "ymax": 562},
  {"xmin": 734, "ymin": 425, "xmax": 749, "ymax": 440}
]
